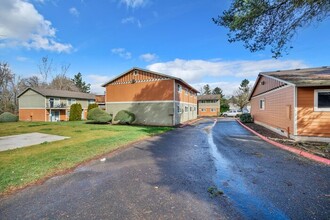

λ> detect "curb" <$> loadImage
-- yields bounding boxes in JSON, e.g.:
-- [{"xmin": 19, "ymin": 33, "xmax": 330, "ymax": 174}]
[{"xmin": 236, "ymin": 120, "xmax": 330, "ymax": 166}]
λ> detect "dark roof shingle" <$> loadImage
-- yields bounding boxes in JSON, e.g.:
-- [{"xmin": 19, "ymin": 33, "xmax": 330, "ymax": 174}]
[
  {"xmin": 197, "ymin": 95, "xmax": 221, "ymax": 101},
  {"xmin": 261, "ymin": 66, "xmax": 330, "ymax": 86},
  {"xmin": 18, "ymin": 87, "xmax": 95, "ymax": 100}
]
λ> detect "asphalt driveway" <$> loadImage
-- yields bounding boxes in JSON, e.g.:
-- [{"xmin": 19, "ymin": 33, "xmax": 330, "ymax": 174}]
[
  {"xmin": 0, "ymin": 118, "xmax": 329, "ymax": 219},
  {"xmin": 211, "ymin": 118, "xmax": 330, "ymax": 219},
  {"xmin": 0, "ymin": 119, "xmax": 241, "ymax": 220}
]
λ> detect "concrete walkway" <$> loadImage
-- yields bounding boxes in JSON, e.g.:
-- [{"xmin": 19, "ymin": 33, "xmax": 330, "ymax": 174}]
[{"xmin": 0, "ymin": 132, "xmax": 69, "ymax": 152}]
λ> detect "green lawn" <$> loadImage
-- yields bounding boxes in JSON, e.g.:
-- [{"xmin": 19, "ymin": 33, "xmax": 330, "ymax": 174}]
[{"xmin": 0, "ymin": 121, "xmax": 172, "ymax": 194}]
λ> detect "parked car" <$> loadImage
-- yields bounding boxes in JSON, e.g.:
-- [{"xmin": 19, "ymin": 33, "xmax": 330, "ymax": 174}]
[{"xmin": 222, "ymin": 109, "xmax": 242, "ymax": 117}]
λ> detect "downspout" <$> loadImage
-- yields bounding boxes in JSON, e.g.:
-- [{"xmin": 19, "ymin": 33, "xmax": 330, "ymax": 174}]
[
  {"xmin": 294, "ymin": 86, "xmax": 298, "ymax": 136},
  {"xmin": 173, "ymin": 80, "xmax": 176, "ymax": 126}
]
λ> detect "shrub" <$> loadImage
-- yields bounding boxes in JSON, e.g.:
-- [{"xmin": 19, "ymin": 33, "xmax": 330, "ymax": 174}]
[
  {"xmin": 87, "ymin": 103, "xmax": 99, "ymax": 112},
  {"xmin": 69, "ymin": 103, "xmax": 82, "ymax": 121},
  {"xmin": 87, "ymin": 107, "xmax": 112, "ymax": 124},
  {"xmin": 240, "ymin": 113, "xmax": 253, "ymax": 123},
  {"xmin": 0, "ymin": 112, "xmax": 18, "ymax": 122},
  {"xmin": 114, "ymin": 110, "xmax": 135, "ymax": 125}
]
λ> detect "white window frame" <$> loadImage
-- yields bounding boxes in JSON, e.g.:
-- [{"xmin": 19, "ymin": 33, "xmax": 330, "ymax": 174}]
[
  {"xmin": 178, "ymin": 84, "xmax": 182, "ymax": 93},
  {"xmin": 314, "ymin": 89, "xmax": 330, "ymax": 111},
  {"xmin": 259, "ymin": 99, "xmax": 265, "ymax": 110},
  {"xmin": 200, "ymin": 108, "xmax": 206, "ymax": 112},
  {"xmin": 210, "ymin": 108, "xmax": 216, "ymax": 112},
  {"xmin": 68, "ymin": 98, "xmax": 76, "ymax": 106},
  {"xmin": 185, "ymin": 89, "xmax": 188, "ymax": 96},
  {"xmin": 185, "ymin": 105, "xmax": 188, "ymax": 112},
  {"xmin": 54, "ymin": 98, "xmax": 60, "ymax": 107},
  {"xmin": 177, "ymin": 105, "xmax": 182, "ymax": 113}
]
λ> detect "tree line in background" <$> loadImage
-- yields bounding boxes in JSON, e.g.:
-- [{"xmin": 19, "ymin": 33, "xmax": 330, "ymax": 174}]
[
  {"xmin": 200, "ymin": 79, "xmax": 251, "ymax": 113},
  {"xmin": 0, "ymin": 57, "xmax": 91, "ymax": 114}
]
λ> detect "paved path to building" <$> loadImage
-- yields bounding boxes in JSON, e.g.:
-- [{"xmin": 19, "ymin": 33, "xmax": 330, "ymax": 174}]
[
  {"xmin": 0, "ymin": 118, "xmax": 329, "ymax": 219},
  {"xmin": 210, "ymin": 119, "xmax": 330, "ymax": 219},
  {"xmin": 0, "ymin": 132, "xmax": 69, "ymax": 152}
]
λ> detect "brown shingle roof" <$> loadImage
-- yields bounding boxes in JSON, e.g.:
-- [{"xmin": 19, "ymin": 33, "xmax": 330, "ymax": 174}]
[
  {"xmin": 197, "ymin": 95, "xmax": 221, "ymax": 101},
  {"xmin": 261, "ymin": 66, "xmax": 330, "ymax": 86},
  {"xmin": 18, "ymin": 87, "xmax": 95, "ymax": 100}
]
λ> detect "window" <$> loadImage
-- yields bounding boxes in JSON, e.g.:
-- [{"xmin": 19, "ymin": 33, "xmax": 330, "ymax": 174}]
[
  {"xmin": 88, "ymin": 99, "xmax": 95, "ymax": 104},
  {"xmin": 185, "ymin": 106, "xmax": 188, "ymax": 112},
  {"xmin": 68, "ymin": 98, "xmax": 76, "ymax": 106},
  {"xmin": 185, "ymin": 89, "xmax": 188, "ymax": 96},
  {"xmin": 178, "ymin": 84, "xmax": 182, "ymax": 93},
  {"xmin": 200, "ymin": 108, "xmax": 206, "ymax": 112},
  {"xmin": 133, "ymin": 70, "xmax": 138, "ymax": 76},
  {"xmin": 177, "ymin": 105, "xmax": 182, "ymax": 113},
  {"xmin": 314, "ymin": 89, "xmax": 330, "ymax": 111},
  {"xmin": 259, "ymin": 99, "xmax": 265, "ymax": 110},
  {"xmin": 210, "ymin": 108, "xmax": 216, "ymax": 112}
]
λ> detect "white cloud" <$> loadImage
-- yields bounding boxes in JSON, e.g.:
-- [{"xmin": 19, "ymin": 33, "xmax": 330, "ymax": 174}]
[
  {"xmin": 111, "ymin": 48, "xmax": 132, "ymax": 59},
  {"xmin": 147, "ymin": 58, "xmax": 308, "ymax": 83},
  {"xmin": 120, "ymin": 0, "xmax": 147, "ymax": 8},
  {"xmin": 87, "ymin": 74, "xmax": 111, "ymax": 94},
  {"xmin": 0, "ymin": 0, "xmax": 72, "ymax": 52},
  {"xmin": 140, "ymin": 53, "xmax": 158, "ymax": 62},
  {"xmin": 69, "ymin": 7, "xmax": 79, "ymax": 17},
  {"xmin": 121, "ymin": 16, "xmax": 142, "ymax": 28}
]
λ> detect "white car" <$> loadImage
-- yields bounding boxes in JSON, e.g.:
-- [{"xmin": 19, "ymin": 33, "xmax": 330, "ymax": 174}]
[{"xmin": 222, "ymin": 109, "xmax": 242, "ymax": 117}]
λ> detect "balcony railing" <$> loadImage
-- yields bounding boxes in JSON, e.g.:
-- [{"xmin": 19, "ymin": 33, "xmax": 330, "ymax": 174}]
[{"xmin": 46, "ymin": 102, "xmax": 67, "ymax": 109}]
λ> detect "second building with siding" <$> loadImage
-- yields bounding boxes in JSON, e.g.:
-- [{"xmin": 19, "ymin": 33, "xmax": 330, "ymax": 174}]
[{"xmin": 102, "ymin": 67, "xmax": 199, "ymax": 126}]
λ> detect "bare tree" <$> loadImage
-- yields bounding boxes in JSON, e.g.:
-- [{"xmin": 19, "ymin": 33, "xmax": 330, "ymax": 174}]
[
  {"xmin": 0, "ymin": 62, "xmax": 18, "ymax": 114},
  {"xmin": 38, "ymin": 56, "xmax": 53, "ymax": 83},
  {"xmin": 49, "ymin": 73, "xmax": 79, "ymax": 91}
]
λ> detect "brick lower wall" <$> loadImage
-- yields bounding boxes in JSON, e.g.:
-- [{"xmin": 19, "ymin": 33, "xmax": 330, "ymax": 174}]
[
  {"xmin": 198, "ymin": 108, "xmax": 219, "ymax": 116},
  {"xmin": 19, "ymin": 109, "xmax": 46, "ymax": 121}
]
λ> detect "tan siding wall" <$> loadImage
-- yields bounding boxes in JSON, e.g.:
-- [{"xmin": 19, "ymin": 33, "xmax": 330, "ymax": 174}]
[
  {"xmin": 174, "ymin": 103, "xmax": 198, "ymax": 125},
  {"xmin": 77, "ymin": 99, "xmax": 89, "ymax": 109},
  {"xmin": 107, "ymin": 102, "xmax": 174, "ymax": 126},
  {"xmin": 297, "ymin": 87, "xmax": 330, "ymax": 137},
  {"xmin": 251, "ymin": 86, "xmax": 294, "ymax": 135},
  {"xmin": 106, "ymin": 80, "xmax": 174, "ymax": 102},
  {"xmin": 252, "ymin": 76, "xmax": 286, "ymax": 97},
  {"xmin": 19, "ymin": 90, "xmax": 45, "ymax": 108}
]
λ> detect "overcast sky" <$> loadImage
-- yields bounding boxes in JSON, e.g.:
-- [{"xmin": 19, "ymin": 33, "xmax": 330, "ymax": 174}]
[{"xmin": 1, "ymin": 0, "xmax": 329, "ymax": 96}]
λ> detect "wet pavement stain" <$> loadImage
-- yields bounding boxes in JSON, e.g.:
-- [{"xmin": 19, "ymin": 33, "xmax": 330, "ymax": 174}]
[{"xmin": 207, "ymin": 120, "xmax": 290, "ymax": 220}]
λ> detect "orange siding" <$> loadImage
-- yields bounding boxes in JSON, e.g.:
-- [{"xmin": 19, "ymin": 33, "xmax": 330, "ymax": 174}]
[
  {"xmin": 106, "ymin": 80, "xmax": 174, "ymax": 102},
  {"xmin": 19, "ymin": 109, "xmax": 46, "ymax": 121},
  {"xmin": 252, "ymin": 76, "xmax": 286, "ymax": 97},
  {"xmin": 297, "ymin": 87, "xmax": 330, "ymax": 137},
  {"xmin": 60, "ymin": 110, "xmax": 67, "ymax": 121},
  {"xmin": 95, "ymin": 95, "xmax": 105, "ymax": 103},
  {"xmin": 251, "ymin": 86, "xmax": 294, "ymax": 135},
  {"xmin": 175, "ymin": 82, "xmax": 197, "ymax": 104},
  {"xmin": 112, "ymin": 69, "xmax": 169, "ymax": 84},
  {"xmin": 198, "ymin": 108, "xmax": 219, "ymax": 116}
]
